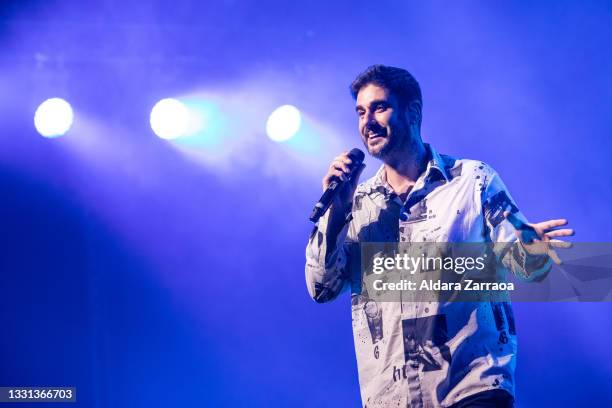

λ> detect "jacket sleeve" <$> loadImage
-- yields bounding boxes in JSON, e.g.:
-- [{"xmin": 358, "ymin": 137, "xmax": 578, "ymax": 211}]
[
  {"xmin": 481, "ymin": 165, "xmax": 553, "ymax": 282},
  {"xmin": 305, "ymin": 207, "xmax": 358, "ymax": 303}
]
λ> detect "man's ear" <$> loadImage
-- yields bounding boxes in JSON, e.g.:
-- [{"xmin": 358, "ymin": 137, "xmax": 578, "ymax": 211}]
[{"xmin": 407, "ymin": 100, "xmax": 422, "ymax": 126}]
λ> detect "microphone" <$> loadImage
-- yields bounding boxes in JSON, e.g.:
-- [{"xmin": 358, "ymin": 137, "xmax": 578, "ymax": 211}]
[{"xmin": 309, "ymin": 148, "xmax": 365, "ymax": 223}]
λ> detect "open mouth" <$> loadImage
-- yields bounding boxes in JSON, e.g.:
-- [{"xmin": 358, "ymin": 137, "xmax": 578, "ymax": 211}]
[{"xmin": 368, "ymin": 133, "xmax": 386, "ymax": 141}]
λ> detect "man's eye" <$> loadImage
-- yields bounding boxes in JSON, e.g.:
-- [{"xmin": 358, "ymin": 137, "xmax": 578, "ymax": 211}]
[
  {"xmin": 357, "ymin": 110, "xmax": 365, "ymax": 117},
  {"xmin": 376, "ymin": 105, "xmax": 387, "ymax": 112}
]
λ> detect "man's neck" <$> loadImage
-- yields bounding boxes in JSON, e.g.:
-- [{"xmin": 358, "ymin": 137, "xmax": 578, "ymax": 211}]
[{"xmin": 383, "ymin": 140, "xmax": 428, "ymax": 198}]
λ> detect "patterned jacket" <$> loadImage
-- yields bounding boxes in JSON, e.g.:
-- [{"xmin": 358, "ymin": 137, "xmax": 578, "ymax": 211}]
[{"xmin": 305, "ymin": 144, "xmax": 552, "ymax": 407}]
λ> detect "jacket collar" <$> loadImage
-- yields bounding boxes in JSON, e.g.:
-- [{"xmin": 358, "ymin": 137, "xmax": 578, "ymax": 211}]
[
  {"xmin": 357, "ymin": 143, "xmax": 449, "ymax": 198},
  {"xmin": 426, "ymin": 143, "xmax": 451, "ymax": 182}
]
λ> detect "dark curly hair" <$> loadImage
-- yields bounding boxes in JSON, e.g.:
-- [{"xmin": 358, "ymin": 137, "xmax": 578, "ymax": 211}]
[{"xmin": 349, "ymin": 65, "xmax": 422, "ymax": 110}]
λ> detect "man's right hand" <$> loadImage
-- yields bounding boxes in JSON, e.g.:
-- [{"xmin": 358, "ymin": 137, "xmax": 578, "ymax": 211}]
[{"xmin": 322, "ymin": 151, "xmax": 366, "ymax": 215}]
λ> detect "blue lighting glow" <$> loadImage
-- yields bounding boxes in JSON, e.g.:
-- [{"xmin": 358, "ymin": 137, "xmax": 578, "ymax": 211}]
[{"xmin": 173, "ymin": 99, "xmax": 226, "ymax": 149}]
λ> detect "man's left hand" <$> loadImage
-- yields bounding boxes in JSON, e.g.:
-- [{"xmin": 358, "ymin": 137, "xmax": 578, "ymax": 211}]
[{"xmin": 503, "ymin": 211, "xmax": 574, "ymax": 264}]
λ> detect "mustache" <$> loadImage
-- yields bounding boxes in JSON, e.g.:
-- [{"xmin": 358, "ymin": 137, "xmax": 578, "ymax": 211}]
[{"xmin": 364, "ymin": 122, "xmax": 386, "ymax": 136}]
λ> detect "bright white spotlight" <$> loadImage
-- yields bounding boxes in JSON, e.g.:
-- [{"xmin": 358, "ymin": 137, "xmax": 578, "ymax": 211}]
[
  {"xmin": 150, "ymin": 98, "xmax": 189, "ymax": 140},
  {"xmin": 34, "ymin": 98, "xmax": 74, "ymax": 138},
  {"xmin": 266, "ymin": 105, "xmax": 301, "ymax": 142}
]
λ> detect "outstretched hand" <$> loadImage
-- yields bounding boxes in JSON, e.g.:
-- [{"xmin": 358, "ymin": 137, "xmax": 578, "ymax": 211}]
[{"xmin": 503, "ymin": 211, "xmax": 574, "ymax": 264}]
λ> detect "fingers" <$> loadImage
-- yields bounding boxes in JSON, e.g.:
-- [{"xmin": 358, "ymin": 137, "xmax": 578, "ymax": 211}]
[
  {"xmin": 330, "ymin": 159, "xmax": 351, "ymax": 174},
  {"xmin": 335, "ymin": 152, "xmax": 353, "ymax": 164},
  {"xmin": 521, "ymin": 239, "xmax": 569, "ymax": 266},
  {"xmin": 501, "ymin": 212, "xmax": 571, "ymax": 265},
  {"xmin": 330, "ymin": 152, "xmax": 354, "ymax": 173},
  {"xmin": 538, "ymin": 219, "xmax": 568, "ymax": 230},
  {"xmin": 506, "ymin": 212, "xmax": 575, "ymax": 240},
  {"xmin": 323, "ymin": 151, "xmax": 362, "ymax": 190},
  {"xmin": 548, "ymin": 239, "xmax": 573, "ymax": 249},
  {"xmin": 330, "ymin": 168, "xmax": 346, "ymax": 181},
  {"xmin": 545, "ymin": 228, "xmax": 574, "ymax": 238},
  {"xmin": 323, "ymin": 151, "xmax": 363, "ymax": 189},
  {"xmin": 522, "ymin": 240, "xmax": 564, "ymax": 264},
  {"xmin": 548, "ymin": 248, "xmax": 562, "ymax": 265},
  {"xmin": 323, "ymin": 169, "xmax": 347, "ymax": 189}
]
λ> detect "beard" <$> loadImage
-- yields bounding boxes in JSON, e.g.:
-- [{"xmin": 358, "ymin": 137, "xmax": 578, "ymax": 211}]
[
  {"xmin": 363, "ymin": 134, "xmax": 395, "ymax": 159},
  {"xmin": 362, "ymin": 118, "xmax": 410, "ymax": 160}
]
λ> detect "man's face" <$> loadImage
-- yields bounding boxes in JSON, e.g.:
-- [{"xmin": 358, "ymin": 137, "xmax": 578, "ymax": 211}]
[{"xmin": 355, "ymin": 83, "xmax": 409, "ymax": 160}]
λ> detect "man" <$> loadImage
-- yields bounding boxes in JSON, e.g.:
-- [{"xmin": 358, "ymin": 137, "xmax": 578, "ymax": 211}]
[{"xmin": 305, "ymin": 65, "xmax": 573, "ymax": 407}]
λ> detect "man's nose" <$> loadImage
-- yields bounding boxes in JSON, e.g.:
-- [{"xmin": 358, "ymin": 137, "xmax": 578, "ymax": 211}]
[
  {"xmin": 363, "ymin": 112, "xmax": 376, "ymax": 127},
  {"xmin": 366, "ymin": 110, "xmax": 376, "ymax": 123},
  {"xmin": 364, "ymin": 114, "xmax": 378, "ymax": 129}
]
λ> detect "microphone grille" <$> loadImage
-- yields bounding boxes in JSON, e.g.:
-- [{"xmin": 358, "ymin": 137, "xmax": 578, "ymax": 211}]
[{"xmin": 348, "ymin": 148, "xmax": 365, "ymax": 163}]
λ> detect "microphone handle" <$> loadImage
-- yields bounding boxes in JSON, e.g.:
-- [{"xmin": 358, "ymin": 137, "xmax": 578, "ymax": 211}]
[{"xmin": 309, "ymin": 177, "xmax": 346, "ymax": 223}]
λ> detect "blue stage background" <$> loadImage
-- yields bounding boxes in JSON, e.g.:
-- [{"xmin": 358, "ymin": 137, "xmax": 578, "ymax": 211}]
[{"xmin": 1, "ymin": 1, "xmax": 611, "ymax": 406}]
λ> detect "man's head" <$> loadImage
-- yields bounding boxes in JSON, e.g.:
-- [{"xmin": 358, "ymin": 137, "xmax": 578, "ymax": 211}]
[{"xmin": 350, "ymin": 65, "xmax": 423, "ymax": 160}]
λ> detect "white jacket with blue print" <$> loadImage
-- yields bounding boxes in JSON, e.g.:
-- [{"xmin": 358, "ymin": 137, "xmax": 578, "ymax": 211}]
[{"xmin": 305, "ymin": 144, "xmax": 552, "ymax": 408}]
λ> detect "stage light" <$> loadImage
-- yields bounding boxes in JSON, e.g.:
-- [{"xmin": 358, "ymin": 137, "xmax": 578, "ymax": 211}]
[
  {"xmin": 266, "ymin": 105, "xmax": 301, "ymax": 142},
  {"xmin": 150, "ymin": 98, "xmax": 190, "ymax": 140},
  {"xmin": 34, "ymin": 98, "xmax": 74, "ymax": 138}
]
